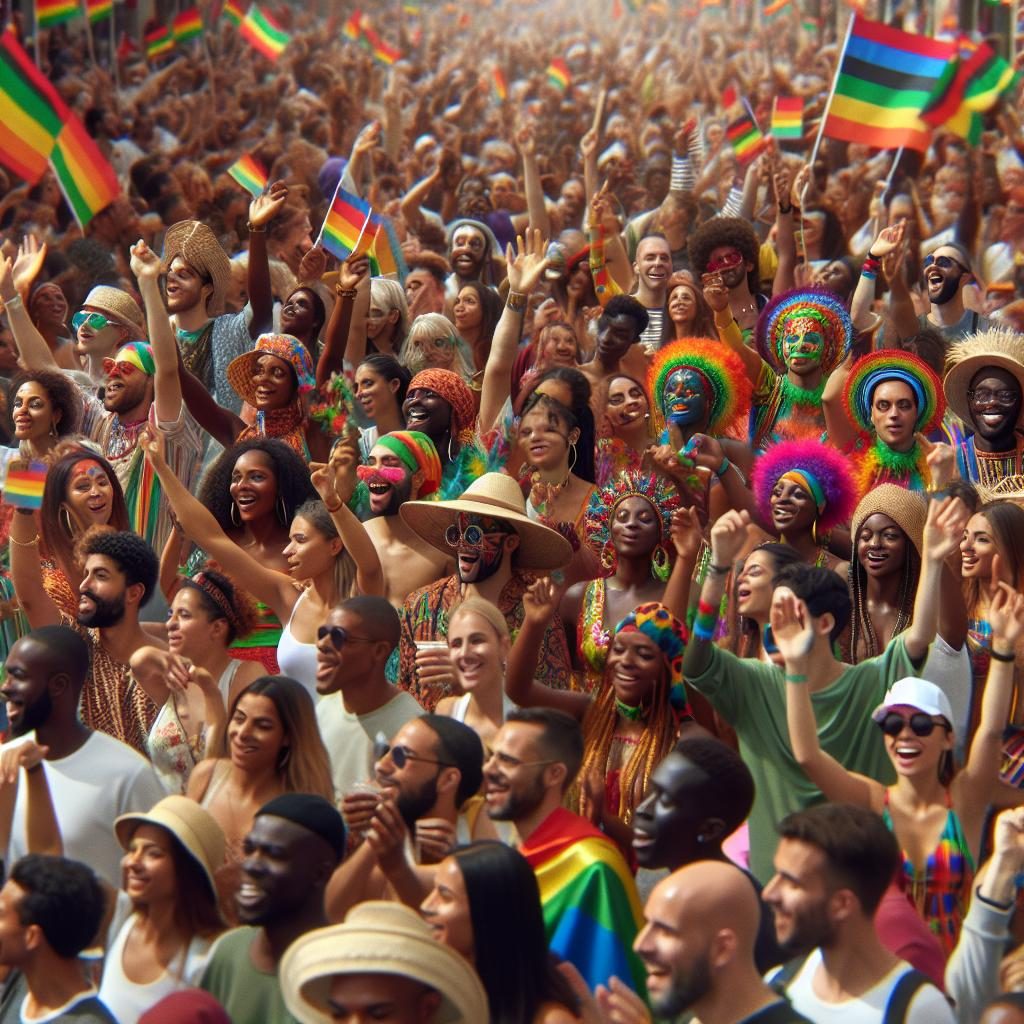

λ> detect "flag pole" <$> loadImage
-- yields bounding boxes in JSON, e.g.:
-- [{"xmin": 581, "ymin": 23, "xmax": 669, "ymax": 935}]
[
  {"xmin": 81, "ymin": 0, "xmax": 98, "ymax": 69},
  {"xmin": 315, "ymin": 176, "xmax": 344, "ymax": 247},
  {"xmin": 807, "ymin": 11, "xmax": 855, "ymax": 169},
  {"xmin": 882, "ymin": 146, "xmax": 904, "ymax": 201}
]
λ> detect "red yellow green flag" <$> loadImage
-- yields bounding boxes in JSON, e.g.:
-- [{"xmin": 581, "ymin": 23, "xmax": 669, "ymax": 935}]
[
  {"xmin": 173, "ymin": 7, "xmax": 204, "ymax": 42},
  {"xmin": 86, "ymin": 0, "xmax": 113, "ymax": 24},
  {"xmin": 49, "ymin": 115, "xmax": 120, "ymax": 228},
  {"xmin": 240, "ymin": 5, "xmax": 291, "ymax": 60},
  {"xmin": 546, "ymin": 59, "xmax": 570, "ymax": 92},
  {"xmin": 145, "ymin": 25, "xmax": 175, "ymax": 59},
  {"xmin": 36, "ymin": 0, "xmax": 78, "ymax": 28},
  {"xmin": 222, "ymin": 0, "xmax": 247, "ymax": 25}
]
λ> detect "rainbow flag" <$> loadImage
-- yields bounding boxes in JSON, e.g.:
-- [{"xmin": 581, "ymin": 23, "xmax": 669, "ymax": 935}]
[
  {"xmin": 86, "ymin": 0, "xmax": 113, "ymax": 24},
  {"xmin": 173, "ymin": 7, "xmax": 204, "ymax": 41},
  {"xmin": 320, "ymin": 187, "xmax": 374, "ymax": 261},
  {"xmin": 35, "ymin": 0, "xmax": 78, "ymax": 28},
  {"xmin": 772, "ymin": 95, "xmax": 804, "ymax": 138},
  {"xmin": 520, "ymin": 808, "xmax": 646, "ymax": 996},
  {"xmin": 360, "ymin": 22, "xmax": 400, "ymax": 65},
  {"xmin": 369, "ymin": 215, "xmax": 407, "ymax": 281},
  {"xmin": 49, "ymin": 115, "xmax": 120, "ymax": 228},
  {"xmin": 726, "ymin": 98, "xmax": 768, "ymax": 163},
  {"xmin": 222, "ymin": 0, "xmax": 247, "ymax": 25},
  {"xmin": 342, "ymin": 8, "xmax": 362, "ymax": 39},
  {"xmin": 0, "ymin": 28, "xmax": 66, "ymax": 183},
  {"xmin": 491, "ymin": 68, "xmax": 507, "ymax": 103},
  {"xmin": 227, "ymin": 153, "xmax": 269, "ymax": 197},
  {"xmin": 823, "ymin": 14, "xmax": 955, "ymax": 152},
  {"xmin": 145, "ymin": 25, "xmax": 175, "ymax": 59},
  {"xmin": 763, "ymin": 0, "xmax": 791, "ymax": 19},
  {"xmin": 240, "ymin": 5, "xmax": 290, "ymax": 60},
  {"xmin": 546, "ymin": 58, "xmax": 570, "ymax": 92},
  {"xmin": 4, "ymin": 461, "xmax": 47, "ymax": 510}
]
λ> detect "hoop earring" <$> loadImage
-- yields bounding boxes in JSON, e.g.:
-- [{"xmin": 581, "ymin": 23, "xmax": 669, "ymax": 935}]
[
  {"xmin": 568, "ymin": 443, "xmax": 577, "ymax": 472},
  {"xmin": 447, "ymin": 435, "xmax": 455, "ymax": 462},
  {"xmin": 230, "ymin": 502, "xmax": 242, "ymax": 527},
  {"xmin": 811, "ymin": 518, "xmax": 819, "ymax": 545},
  {"xmin": 601, "ymin": 541, "xmax": 618, "ymax": 573},
  {"xmin": 651, "ymin": 543, "xmax": 671, "ymax": 582},
  {"xmin": 59, "ymin": 505, "xmax": 75, "ymax": 538},
  {"xmin": 276, "ymin": 496, "xmax": 288, "ymax": 525},
  {"xmin": 49, "ymin": 420, "xmax": 58, "ymax": 438}
]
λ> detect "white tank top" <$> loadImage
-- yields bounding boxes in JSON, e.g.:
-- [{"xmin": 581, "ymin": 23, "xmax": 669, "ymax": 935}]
[{"xmin": 276, "ymin": 591, "xmax": 319, "ymax": 697}]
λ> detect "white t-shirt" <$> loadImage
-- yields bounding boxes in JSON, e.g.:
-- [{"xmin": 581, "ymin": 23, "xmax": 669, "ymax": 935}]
[
  {"xmin": 782, "ymin": 949, "xmax": 955, "ymax": 1023},
  {"xmin": 6, "ymin": 731, "xmax": 163, "ymax": 887}
]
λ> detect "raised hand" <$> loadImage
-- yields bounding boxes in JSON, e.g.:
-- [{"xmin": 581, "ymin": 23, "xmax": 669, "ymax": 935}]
[
  {"xmin": 138, "ymin": 424, "xmax": 169, "ymax": 468},
  {"xmin": 413, "ymin": 817, "xmax": 457, "ymax": 863},
  {"xmin": 992, "ymin": 806, "xmax": 1024, "ymax": 864},
  {"xmin": 989, "ymin": 582, "xmax": 1024, "ymax": 648},
  {"xmin": 366, "ymin": 793, "xmax": 411, "ymax": 872},
  {"xmin": 770, "ymin": 586, "xmax": 816, "ymax": 663},
  {"xmin": 504, "ymin": 229, "xmax": 549, "ymax": 295},
  {"xmin": 515, "ymin": 122, "xmax": 537, "ymax": 159},
  {"xmin": 580, "ymin": 128, "xmax": 599, "ymax": 160},
  {"xmin": 298, "ymin": 244, "xmax": 328, "ymax": 284},
  {"xmin": 130, "ymin": 239, "xmax": 162, "ymax": 284},
  {"xmin": 0, "ymin": 257, "xmax": 17, "ymax": 304},
  {"xmin": 916, "ymin": 433, "xmax": 955, "ymax": 489},
  {"xmin": 337, "ymin": 254, "xmax": 370, "ymax": 293},
  {"xmin": 710, "ymin": 509, "xmax": 750, "ymax": 568},
  {"xmin": 670, "ymin": 505, "xmax": 703, "ymax": 561},
  {"xmin": 11, "ymin": 234, "xmax": 47, "ymax": 297},
  {"xmin": 329, "ymin": 433, "xmax": 360, "ymax": 502},
  {"xmin": 922, "ymin": 494, "xmax": 969, "ymax": 563},
  {"xmin": 701, "ymin": 271, "xmax": 730, "ymax": 314},
  {"xmin": 353, "ymin": 121, "xmax": 382, "ymax": 156},
  {"xmin": 0, "ymin": 740, "xmax": 50, "ymax": 785},
  {"xmin": 772, "ymin": 164, "xmax": 793, "ymax": 208},
  {"xmin": 870, "ymin": 218, "xmax": 906, "ymax": 259},
  {"xmin": 523, "ymin": 576, "xmax": 562, "ymax": 626},
  {"xmin": 248, "ymin": 180, "xmax": 289, "ymax": 229}
]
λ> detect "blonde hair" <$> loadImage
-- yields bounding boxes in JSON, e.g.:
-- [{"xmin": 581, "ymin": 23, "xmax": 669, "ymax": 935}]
[
  {"xmin": 449, "ymin": 597, "xmax": 510, "ymax": 641},
  {"xmin": 401, "ymin": 313, "xmax": 475, "ymax": 380},
  {"xmin": 370, "ymin": 278, "xmax": 410, "ymax": 344}
]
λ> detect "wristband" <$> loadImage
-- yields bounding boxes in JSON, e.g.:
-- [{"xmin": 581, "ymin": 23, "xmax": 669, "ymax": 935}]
[
  {"xmin": 707, "ymin": 563, "xmax": 732, "ymax": 576},
  {"xmin": 990, "ymin": 647, "xmax": 1016, "ymax": 663},
  {"xmin": 325, "ymin": 500, "xmax": 343, "ymax": 514},
  {"xmin": 246, "ymin": 222, "xmax": 266, "ymax": 233},
  {"xmin": 336, "ymin": 287, "xmax": 358, "ymax": 299},
  {"xmin": 9, "ymin": 533, "xmax": 39, "ymax": 547},
  {"xmin": 785, "ymin": 673, "xmax": 808, "ymax": 683},
  {"xmin": 715, "ymin": 455, "xmax": 730, "ymax": 478},
  {"xmin": 506, "ymin": 291, "xmax": 527, "ymax": 314},
  {"xmin": 697, "ymin": 599, "xmax": 716, "ymax": 617},
  {"xmin": 693, "ymin": 621, "xmax": 715, "ymax": 641},
  {"xmin": 867, "ymin": 250, "xmax": 882, "ymax": 260},
  {"xmin": 24, "ymin": 762, "xmax": 42, "ymax": 775},
  {"xmin": 4, "ymin": 294, "xmax": 23, "ymax": 310}
]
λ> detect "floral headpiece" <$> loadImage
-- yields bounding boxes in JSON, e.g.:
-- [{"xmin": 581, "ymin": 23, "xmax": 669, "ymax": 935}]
[
  {"xmin": 310, "ymin": 371, "xmax": 360, "ymax": 439},
  {"xmin": 756, "ymin": 288, "xmax": 852, "ymax": 375},
  {"xmin": 584, "ymin": 471, "xmax": 681, "ymax": 551},
  {"xmin": 843, "ymin": 349, "xmax": 944, "ymax": 436}
]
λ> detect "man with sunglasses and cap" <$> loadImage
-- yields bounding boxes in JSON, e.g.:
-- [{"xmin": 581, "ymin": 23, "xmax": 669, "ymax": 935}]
[
  {"xmin": 71, "ymin": 286, "xmax": 147, "ymax": 393},
  {"xmin": 396, "ymin": 473, "xmax": 574, "ymax": 711},
  {"xmin": 314, "ymin": 596, "xmax": 423, "ymax": 800}
]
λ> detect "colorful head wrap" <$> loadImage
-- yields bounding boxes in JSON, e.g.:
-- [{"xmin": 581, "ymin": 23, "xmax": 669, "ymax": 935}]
[
  {"xmin": 376, "ymin": 431, "xmax": 442, "ymax": 498},
  {"xmin": 408, "ymin": 369, "xmax": 476, "ymax": 438},
  {"xmin": 647, "ymin": 337, "xmax": 752, "ymax": 437},
  {"xmin": 615, "ymin": 602, "xmax": 687, "ymax": 691},
  {"xmin": 756, "ymin": 288, "xmax": 853, "ymax": 375},
  {"xmin": 103, "ymin": 341, "xmax": 155, "ymax": 378},
  {"xmin": 226, "ymin": 334, "xmax": 316, "ymax": 407},
  {"xmin": 751, "ymin": 439, "xmax": 857, "ymax": 533},
  {"xmin": 584, "ymin": 471, "xmax": 680, "ymax": 550},
  {"xmin": 843, "ymin": 349, "xmax": 944, "ymax": 436}
]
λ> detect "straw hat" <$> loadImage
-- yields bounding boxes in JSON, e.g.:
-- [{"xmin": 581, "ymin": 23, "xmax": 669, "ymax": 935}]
[
  {"xmin": 163, "ymin": 220, "xmax": 232, "ymax": 317},
  {"xmin": 976, "ymin": 474, "xmax": 1024, "ymax": 507},
  {"xmin": 225, "ymin": 333, "xmax": 316, "ymax": 406},
  {"xmin": 851, "ymin": 484, "xmax": 928, "ymax": 556},
  {"xmin": 399, "ymin": 472, "xmax": 573, "ymax": 571},
  {"xmin": 943, "ymin": 327, "xmax": 1024, "ymax": 425},
  {"xmin": 82, "ymin": 286, "xmax": 146, "ymax": 337},
  {"xmin": 114, "ymin": 796, "xmax": 226, "ymax": 898},
  {"xmin": 279, "ymin": 902, "xmax": 488, "ymax": 1024}
]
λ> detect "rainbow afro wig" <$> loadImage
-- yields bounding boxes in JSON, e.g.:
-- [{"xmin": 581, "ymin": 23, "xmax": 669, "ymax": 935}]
[
  {"xmin": 756, "ymin": 288, "xmax": 853, "ymax": 375},
  {"xmin": 648, "ymin": 337, "xmax": 752, "ymax": 437},
  {"xmin": 751, "ymin": 439, "xmax": 858, "ymax": 533},
  {"xmin": 842, "ymin": 348, "xmax": 945, "ymax": 436}
]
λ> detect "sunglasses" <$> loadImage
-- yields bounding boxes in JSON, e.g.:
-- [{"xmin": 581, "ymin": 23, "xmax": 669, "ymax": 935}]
[
  {"xmin": 316, "ymin": 625, "xmax": 379, "ymax": 649},
  {"xmin": 444, "ymin": 522, "xmax": 510, "ymax": 548},
  {"xmin": 876, "ymin": 712, "xmax": 947, "ymax": 738},
  {"xmin": 101, "ymin": 358, "xmax": 142, "ymax": 379},
  {"xmin": 378, "ymin": 743, "xmax": 453, "ymax": 769},
  {"xmin": 72, "ymin": 311, "xmax": 111, "ymax": 332},
  {"xmin": 705, "ymin": 250, "xmax": 744, "ymax": 272},
  {"xmin": 922, "ymin": 254, "xmax": 967, "ymax": 273}
]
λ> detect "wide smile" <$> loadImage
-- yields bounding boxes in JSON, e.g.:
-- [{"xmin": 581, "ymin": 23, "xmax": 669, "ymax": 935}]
[
  {"xmin": 236, "ymin": 880, "xmax": 267, "ymax": 909},
  {"xmin": 406, "ymin": 406, "xmax": 429, "ymax": 425}
]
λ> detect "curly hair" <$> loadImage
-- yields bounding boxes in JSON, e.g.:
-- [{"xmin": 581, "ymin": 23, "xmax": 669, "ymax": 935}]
[
  {"xmin": 599, "ymin": 294, "xmax": 649, "ymax": 339},
  {"xmin": 11, "ymin": 370, "xmax": 83, "ymax": 438},
  {"xmin": 197, "ymin": 438, "xmax": 316, "ymax": 533},
  {"xmin": 75, "ymin": 526, "xmax": 159, "ymax": 605},
  {"xmin": 179, "ymin": 565, "xmax": 259, "ymax": 643},
  {"xmin": 687, "ymin": 217, "xmax": 760, "ymax": 294}
]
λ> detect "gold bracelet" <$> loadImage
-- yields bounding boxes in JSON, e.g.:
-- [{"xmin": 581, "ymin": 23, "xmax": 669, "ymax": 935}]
[
  {"xmin": 10, "ymin": 534, "xmax": 39, "ymax": 547},
  {"xmin": 336, "ymin": 288, "xmax": 358, "ymax": 299}
]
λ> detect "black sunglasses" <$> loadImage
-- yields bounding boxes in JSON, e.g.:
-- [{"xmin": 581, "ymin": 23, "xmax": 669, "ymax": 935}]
[
  {"xmin": 317, "ymin": 625, "xmax": 378, "ymax": 649},
  {"xmin": 378, "ymin": 743, "xmax": 453, "ymax": 769},
  {"xmin": 922, "ymin": 254, "xmax": 967, "ymax": 274},
  {"xmin": 876, "ymin": 712, "xmax": 946, "ymax": 738}
]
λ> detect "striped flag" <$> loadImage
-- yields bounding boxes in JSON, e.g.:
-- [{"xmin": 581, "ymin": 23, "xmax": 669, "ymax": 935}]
[
  {"xmin": 823, "ymin": 15, "xmax": 955, "ymax": 152},
  {"xmin": 546, "ymin": 59, "xmax": 570, "ymax": 92},
  {"xmin": 342, "ymin": 8, "xmax": 362, "ymax": 39},
  {"xmin": 145, "ymin": 25, "xmax": 175, "ymax": 59},
  {"xmin": 222, "ymin": 0, "xmax": 247, "ymax": 25},
  {"xmin": 763, "ymin": 0, "xmax": 791, "ymax": 20},
  {"xmin": 35, "ymin": 0, "xmax": 78, "ymax": 28},
  {"xmin": 772, "ymin": 95, "xmax": 804, "ymax": 138},
  {"xmin": 369, "ymin": 215, "xmax": 408, "ymax": 281},
  {"xmin": 360, "ymin": 22, "xmax": 400, "ymax": 65},
  {"xmin": 227, "ymin": 153, "xmax": 269, "ymax": 197},
  {"xmin": 726, "ymin": 104, "xmax": 769, "ymax": 163},
  {"xmin": 173, "ymin": 7, "xmax": 204, "ymax": 41},
  {"xmin": 240, "ymin": 5, "xmax": 291, "ymax": 60},
  {"xmin": 320, "ymin": 188, "xmax": 375, "ymax": 261},
  {"xmin": 85, "ymin": 0, "xmax": 113, "ymax": 24},
  {"xmin": 4, "ymin": 462, "xmax": 47, "ymax": 510},
  {"xmin": 49, "ymin": 116, "xmax": 120, "ymax": 228},
  {"xmin": 491, "ymin": 68, "xmax": 508, "ymax": 103}
]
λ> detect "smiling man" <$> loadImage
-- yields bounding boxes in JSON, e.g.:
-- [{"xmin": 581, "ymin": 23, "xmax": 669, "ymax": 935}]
[
  {"xmin": 632, "ymin": 234, "xmax": 672, "ymax": 353},
  {"xmin": 915, "ymin": 243, "xmax": 993, "ymax": 345},
  {"xmin": 397, "ymin": 473, "xmax": 572, "ymax": 709}
]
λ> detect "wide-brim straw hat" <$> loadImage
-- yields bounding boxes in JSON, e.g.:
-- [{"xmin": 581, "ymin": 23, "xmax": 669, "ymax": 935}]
[
  {"xmin": 944, "ymin": 326, "xmax": 1024, "ymax": 424},
  {"xmin": 399, "ymin": 472, "xmax": 573, "ymax": 571},
  {"xmin": 280, "ymin": 902, "xmax": 488, "ymax": 1024},
  {"xmin": 851, "ymin": 484, "xmax": 928, "ymax": 556},
  {"xmin": 163, "ymin": 220, "xmax": 232, "ymax": 317},
  {"xmin": 82, "ymin": 286, "xmax": 146, "ymax": 337},
  {"xmin": 225, "ymin": 333, "xmax": 315, "ymax": 407},
  {"xmin": 114, "ymin": 795, "xmax": 225, "ymax": 899}
]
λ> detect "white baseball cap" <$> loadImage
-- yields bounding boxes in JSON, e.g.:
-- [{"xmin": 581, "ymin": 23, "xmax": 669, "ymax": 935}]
[{"xmin": 871, "ymin": 677, "xmax": 954, "ymax": 727}]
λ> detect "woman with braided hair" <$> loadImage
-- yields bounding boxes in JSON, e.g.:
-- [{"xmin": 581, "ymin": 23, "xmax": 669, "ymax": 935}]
[{"xmin": 507, "ymin": 579, "xmax": 704, "ymax": 856}]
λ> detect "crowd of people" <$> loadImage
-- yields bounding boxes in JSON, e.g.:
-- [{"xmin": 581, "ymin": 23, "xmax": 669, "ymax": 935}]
[{"xmin": 3, "ymin": 0, "xmax": 1024, "ymax": 1020}]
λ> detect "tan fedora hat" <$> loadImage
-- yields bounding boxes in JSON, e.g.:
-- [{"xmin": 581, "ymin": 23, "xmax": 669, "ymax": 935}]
[
  {"xmin": 280, "ymin": 902, "xmax": 488, "ymax": 1024},
  {"xmin": 943, "ymin": 326, "xmax": 1024, "ymax": 425},
  {"xmin": 399, "ymin": 472, "xmax": 573, "ymax": 571},
  {"xmin": 81, "ymin": 286, "xmax": 146, "ymax": 337},
  {"xmin": 114, "ymin": 795, "xmax": 225, "ymax": 898},
  {"xmin": 163, "ymin": 220, "xmax": 232, "ymax": 317}
]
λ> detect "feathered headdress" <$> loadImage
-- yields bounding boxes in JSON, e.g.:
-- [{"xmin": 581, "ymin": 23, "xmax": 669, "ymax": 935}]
[{"xmin": 584, "ymin": 470, "xmax": 681, "ymax": 550}]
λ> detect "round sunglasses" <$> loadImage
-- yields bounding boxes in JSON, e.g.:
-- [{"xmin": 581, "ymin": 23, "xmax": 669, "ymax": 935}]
[{"xmin": 876, "ymin": 711, "xmax": 947, "ymax": 738}]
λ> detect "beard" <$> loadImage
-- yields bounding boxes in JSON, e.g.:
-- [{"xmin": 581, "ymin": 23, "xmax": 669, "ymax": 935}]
[
  {"xmin": 11, "ymin": 690, "xmax": 52, "ymax": 737},
  {"xmin": 776, "ymin": 899, "xmax": 835, "ymax": 958},
  {"xmin": 649, "ymin": 951, "xmax": 713, "ymax": 1019},
  {"xmin": 77, "ymin": 589, "xmax": 126, "ymax": 629},
  {"xmin": 396, "ymin": 775, "xmax": 439, "ymax": 829},
  {"xmin": 485, "ymin": 769, "xmax": 546, "ymax": 821},
  {"xmin": 930, "ymin": 272, "xmax": 963, "ymax": 306}
]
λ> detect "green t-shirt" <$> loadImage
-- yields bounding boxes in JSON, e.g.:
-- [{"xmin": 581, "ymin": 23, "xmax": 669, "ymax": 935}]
[
  {"xmin": 688, "ymin": 637, "xmax": 916, "ymax": 881},
  {"xmin": 200, "ymin": 927, "xmax": 298, "ymax": 1024}
]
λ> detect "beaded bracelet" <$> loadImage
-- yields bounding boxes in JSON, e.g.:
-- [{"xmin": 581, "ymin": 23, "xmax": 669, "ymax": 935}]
[
  {"xmin": 861, "ymin": 255, "xmax": 880, "ymax": 280},
  {"xmin": 693, "ymin": 621, "xmax": 715, "ymax": 642}
]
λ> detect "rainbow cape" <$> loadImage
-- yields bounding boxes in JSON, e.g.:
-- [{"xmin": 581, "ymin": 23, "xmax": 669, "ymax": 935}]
[{"xmin": 520, "ymin": 808, "xmax": 646, "ymax": 996}]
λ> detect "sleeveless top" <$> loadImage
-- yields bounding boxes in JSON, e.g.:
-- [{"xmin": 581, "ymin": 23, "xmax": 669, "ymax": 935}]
[
  {"xmin": 579, "ymin": 577, "xmax": 611, "ymax": 693},
  {"xmin": 276, "ymin": 590, "xmax": 319, "ymax": 696},
  {"xmin": 882, "ymin": 789, "xmax": 974, "ymax": 957}
]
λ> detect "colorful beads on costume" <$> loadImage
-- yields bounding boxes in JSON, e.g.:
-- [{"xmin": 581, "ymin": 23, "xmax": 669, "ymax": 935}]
[
  {"xmin": 756, "ymin": 287, "xmax": 852, "ymax": 375},
  {"xmin": 647, "ymin": 337, "xmax": 752, "ymax": 437},
  {"xmin": 584, "ymin": 471, "xmax": 680, "ymax": 552},
  {"xmin": 751, "ymin": 439, "xmax": 858, "ymax": 533},
  {"xmin": 843, "ymin": 349, "xmax": 945, "ymax": 436},
  {"xmin": 851, "ymin": 437, "xmax": 931, "ymax": 496}
]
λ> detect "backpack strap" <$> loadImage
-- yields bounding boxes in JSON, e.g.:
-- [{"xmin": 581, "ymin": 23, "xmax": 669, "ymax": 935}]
[
  {"xmin": 882, "ymin": 969, "xmax": 931, "ymax": 1024},
  {"xmin": 767, "ymin": 953, "xmax": 810, "ymax": 996}
]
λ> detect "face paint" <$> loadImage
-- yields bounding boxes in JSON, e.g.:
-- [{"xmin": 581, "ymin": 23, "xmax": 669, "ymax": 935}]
[
  {"xmin": 663, "ymin": 368, "xmax": 707, "ymax": 426},
  {"xmin": 782, "ymin": 318, "xmax": 825, "ymax": 369},
  {"xmin": 356, "ymin": 464, "xmax": 406, "ymax": 484},
  {"xmin": 446, "ymin": 513, "xmax": 513, "ymax": 584}
]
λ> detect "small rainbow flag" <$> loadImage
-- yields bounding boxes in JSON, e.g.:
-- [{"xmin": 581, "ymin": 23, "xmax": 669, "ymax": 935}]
[
  {"xmin": 772, "ymin": 95, "xmax": 803, "ymax": 139},
  {"xmin": 145, "ymin": 25, "xmax": 175, "ymax": 59},
  {"xmin": 36, "ymin": 0, "xmax": 78, "ymax": 28},
  {"xmin": 49, "ymin": 114, "xmax": 120, "ymax": 228},
  {"xmin": 240, "ymin": 4, "xmax": 290, "ymax": 60},
  {"xmin": 546, "ymin": 58, "xmax": 570, "ymax": 92},
  {"xmin": 763, "ymin": 0, "xmax": 791, "ymax": 19},
  {"xmin": 227, "ymin": 153, "xmax": 269, "ymax": 197},
  {"xmin": 369, "ymin": 215, "xmax": 407, "ymax": 281},
  {"xmin": 320, "ymin": 188, "xmax": 374, "ymax": 261},
  {"xmin": 726, "ymin": 103, "xmax": 768, "ymax": 163},
  {"xmin": 222, "ymin": 0, "xmax": 247, "ymax": 25},
  {"xmin": 86, "ymin": 0, "xmax": 113, "ymax": 24},
  {"xmin": 173, "ymin": 7, "xmax": 204, "ymax": 41},
  {"xmin": 342, "ymin": 8, "xmax": 362, "ymax": 39},
  {"xmin": 360, "ymin": 22, "xmax": 400, "ymax": 65},
  {"xmin": 4, "ymin": 461, "xmax": 47, "ymax": 510},
  {"xmin": 491, "ymin": 68, "xmax": 508, "ymax": 103}
]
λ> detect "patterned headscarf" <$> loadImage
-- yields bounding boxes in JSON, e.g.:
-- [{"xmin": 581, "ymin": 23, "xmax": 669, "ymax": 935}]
[
  {"xmin": 615, "ymin": 602, "xmax": 688, "ymax": 690},
  {"xmin": 376, "ymin": 431, "xmax": 442, "ymax": 498},
  {"xmin": 103, "ymin": 341, "xmax": 155, "ymax": 377},
  {"xmin": 408, "ymin": 369, "xmax": 476, "ymax": 437},
  {"xmin": 253, "ymin": 334, "xmax": 316, "ymax": 393}
]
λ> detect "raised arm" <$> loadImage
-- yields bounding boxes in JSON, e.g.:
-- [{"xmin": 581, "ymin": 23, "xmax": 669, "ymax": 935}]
[
  {"xmin": 821, "ymin": 355, "xmax": 855, "ymax": 451},
  {"xmin": 479, "ymin": 231, "xmax": 548, "ymax": 432},
  {"xmin": 246, "ymin": 181, "xmax": 290, "ymax": 336},
  {"xmin": 513, "ymin": 124, "xmax": 551, "ymax": 239},
  {"xmin": 773, "ymin": 587, "xmax": 881, "ymax": 809},
  {"xmin": 771, "ymin": 163, "xmax": 797, "ymax": 297},
  {"xmin": 0, "ymin": 741, "xmax": 62, "ymax": 857},
  {"xmin": 340, "ymin": 257, "xmax": 373, "ymax": 371},
  {"xmin": 662, "ymin": 506, "xmax": 703, "ymax": 622},
  {"xmin": 703, "ymin": 274, "xmax": 762, "ymax": 384},
  {"xmin": 318, "ymin": 257, "xmax": 366, "ymax": 388},
  {"xmin": 10, "ymin": 509, "xmax": 61, "ymax": 627},
  {"xmin": 0, "ymin": 253, "xmax": 59, "ymax": 371},
  {"xmin": 175, "ymin": 347, "xmax": 243, "ymax": 449}
]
